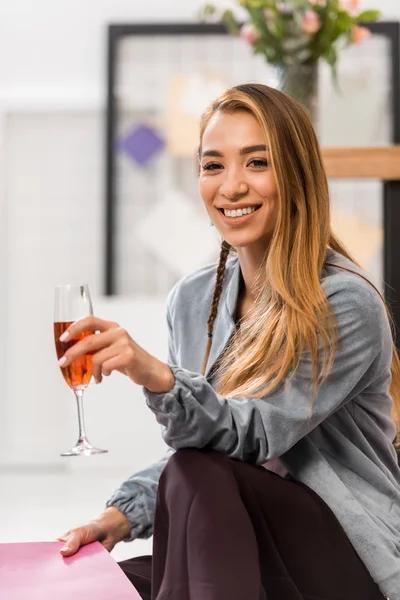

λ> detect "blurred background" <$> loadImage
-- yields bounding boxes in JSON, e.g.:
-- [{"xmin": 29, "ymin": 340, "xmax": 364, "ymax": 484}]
[{"xmin": 0, "ymin": 0, "xmax": 399, "ymax": 562}]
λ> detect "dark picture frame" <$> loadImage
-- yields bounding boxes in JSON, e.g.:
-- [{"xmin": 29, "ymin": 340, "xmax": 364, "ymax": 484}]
[{"xmin": 105, "ymin": 21, "xmax": 400, "ymax": 336}]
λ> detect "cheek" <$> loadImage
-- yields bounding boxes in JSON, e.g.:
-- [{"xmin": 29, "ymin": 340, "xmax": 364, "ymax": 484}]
[
  {"xmin": 258, "ymin": 175, "xmax": 279, "ymax": 223},
  {"xmin": 258, "ymin": 172, "xmax": 278, "ymax": 198},
  {"xmin": 198, "ymin": 177, "xmax": 216, "ymax": 206}
]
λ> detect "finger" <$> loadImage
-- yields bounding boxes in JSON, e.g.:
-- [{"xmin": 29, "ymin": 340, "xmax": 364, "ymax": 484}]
[
  {"xmin": 59, "ymin": 316, "xmax": 120, "ymax": 341},
  {"xmin": 57, "ymin": 529, "xmax": 72, "ymax": 542},
  {"xmin": 101, "ymin": 353, "xmax": 134, "ymax": 378},
  {"xmin": 60, "ymin": 531, "xmax": 82, "ymax": 556},
  {"xmin": 91, "ymin": 346, "xmax": 120, "ymax": 384},
  {"xmin": 58, "ymin": 329, "xmax": 125, "ymax": 368},
  {"xmin": 59, "ymin": 522, "xmax": 102, "ymax": 557}
]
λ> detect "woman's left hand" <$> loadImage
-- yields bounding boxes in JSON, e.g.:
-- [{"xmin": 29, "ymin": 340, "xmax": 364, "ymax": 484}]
[{"xmin": 57, "ymin": 316, "xmax": 175, "ymax": 394}]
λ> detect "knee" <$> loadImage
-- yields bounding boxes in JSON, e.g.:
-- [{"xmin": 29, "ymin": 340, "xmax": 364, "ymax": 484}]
[
  {"xmin": 164, "ymin": 448, "xmax": 229, "ymax": 474},
  {"xmin": 159, "ymin": 449, "xmax": 231, "ymax": 501},
  {"xmin": 163, "ymin": 448, "xmax": 217, "ymax": 479}
]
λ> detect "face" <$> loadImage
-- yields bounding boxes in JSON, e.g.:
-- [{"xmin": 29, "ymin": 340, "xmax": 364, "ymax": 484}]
[{"xmin": 199, "ymin": 110, "xmax": 279, "ymax": 252}]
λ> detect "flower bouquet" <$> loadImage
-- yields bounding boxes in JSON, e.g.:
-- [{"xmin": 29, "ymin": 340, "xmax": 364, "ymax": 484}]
[{"xmin": 199, "ymin": 1, "xmax": 381, "ymax": 119}]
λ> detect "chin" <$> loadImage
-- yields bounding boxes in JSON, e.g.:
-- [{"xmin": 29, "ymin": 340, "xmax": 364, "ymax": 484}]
[
  {"xmin": 223, "ymin": 235, "xmax": 262, "ymax": 249},
  {"xmin": 221, "ymin": 227, "xmax": 273, "ymax": 252}
]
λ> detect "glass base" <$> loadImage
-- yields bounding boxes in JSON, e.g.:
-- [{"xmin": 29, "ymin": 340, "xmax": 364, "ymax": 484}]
[{"xmin": 61, "ymin": 438, "xmax": 108, "ymax": 457}]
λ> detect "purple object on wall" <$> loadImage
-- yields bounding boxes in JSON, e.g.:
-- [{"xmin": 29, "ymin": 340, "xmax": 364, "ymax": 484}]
[{"xmin": 117, "ymin": 123, "xmax": 165, "ymax": 167}]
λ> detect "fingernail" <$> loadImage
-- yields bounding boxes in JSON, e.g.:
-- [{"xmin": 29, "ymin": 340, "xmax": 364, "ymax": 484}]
[
  {"xmin": 60, "ymin": 546, "xmax": 70, "ymax": 553},
  {"xmin": 58, "ymin": 356, "xmax": 67, "ymax": 367},
  {"xmin": 59, "ymin": 331, "xmax": 69, "ymax": 342}
]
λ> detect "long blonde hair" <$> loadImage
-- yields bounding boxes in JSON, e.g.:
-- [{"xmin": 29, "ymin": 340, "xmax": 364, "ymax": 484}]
[{"xmin": 199, "ymin": 83, "xmax": 400, "ymax": 430}]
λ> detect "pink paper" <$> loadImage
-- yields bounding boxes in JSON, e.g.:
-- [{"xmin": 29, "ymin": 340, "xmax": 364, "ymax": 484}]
[{"xmin": 0, "ymin": 541, "xmax": 141, "ymax": 599}]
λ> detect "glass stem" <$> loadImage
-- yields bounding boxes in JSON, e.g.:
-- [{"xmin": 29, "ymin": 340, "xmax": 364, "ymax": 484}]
[{"xmin": 74, "ymin": 389, "xmax": 88, "ymax": 443}]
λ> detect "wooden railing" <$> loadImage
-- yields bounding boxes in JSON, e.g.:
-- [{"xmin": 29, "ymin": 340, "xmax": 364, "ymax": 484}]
[
  {"xmin": 320, "ymin": 145, "xmax": 400, "ymax": 339},
  {"xmin": 321, "ymin": 146, "xmax": 400, "ymax": 179}
]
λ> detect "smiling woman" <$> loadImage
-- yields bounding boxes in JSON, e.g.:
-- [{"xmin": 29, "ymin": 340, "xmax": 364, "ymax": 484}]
[
  {"xmin": 59, "ymin": 83, "xmax": 400, "ymax": 600},
  {"xmin": 197, "ymin": 84, "xmax": 355, "ymax": 399}
]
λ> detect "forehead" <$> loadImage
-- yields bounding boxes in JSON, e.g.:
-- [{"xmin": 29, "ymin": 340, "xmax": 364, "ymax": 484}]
[{"xmin": 202, "ymin": 110, "xmax": 265, "ymax": 147}]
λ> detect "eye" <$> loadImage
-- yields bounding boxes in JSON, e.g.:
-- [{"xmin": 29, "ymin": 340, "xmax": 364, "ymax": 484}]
[
  {"xmin": 202, "ymin": 162, "xmax": 223, "ymax": 172},
  {"xmin": 248, "ymin": 158, "xmax": 269, "ymax": 168}
]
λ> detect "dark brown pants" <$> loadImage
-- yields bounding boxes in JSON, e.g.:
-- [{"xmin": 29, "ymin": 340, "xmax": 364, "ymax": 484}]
[{"xmin": 119, "ymin": 449, "xmax": 384, "ymax": 600}]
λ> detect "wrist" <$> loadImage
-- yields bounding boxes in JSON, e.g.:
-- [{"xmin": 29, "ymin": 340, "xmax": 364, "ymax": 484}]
[
  {"xmin": 146, "ymin": 362, "xmax": 175, "ymax": 394},
  {"xmin": 97, "ymin": 507, "xmax": 131, "ymax": 543}
]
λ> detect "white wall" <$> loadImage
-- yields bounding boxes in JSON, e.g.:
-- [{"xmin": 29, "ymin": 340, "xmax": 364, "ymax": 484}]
[
  {"xmin": 0, "ymin": 0, "xmax": 399, "ymax": 469},
  {"xmin": 0, "ymin": 0, "xmax": 233, "ymax": 106},
  {"xmin": 0, "ymin": 0, "xmax": 224, "ymax": 468},
  {"xmin": 1, "ymin": 0, "xmax": 396, "ymax": 107}
]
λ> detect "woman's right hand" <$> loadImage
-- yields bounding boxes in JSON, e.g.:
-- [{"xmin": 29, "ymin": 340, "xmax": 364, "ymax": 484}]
[{"xmin": 57, "ymin": 507, "xmax": 131, "ymax": 557}]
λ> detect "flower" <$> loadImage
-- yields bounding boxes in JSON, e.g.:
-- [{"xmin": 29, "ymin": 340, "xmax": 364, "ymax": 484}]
[
  {"xmin": 199, "ymin": 0, "xmax": 380, "ymax": 75},
  {"xmin": 240, "ymin": 23, "xmax": 260, "ymax": 45},
  {"xmin": 301, "ymin": 10, "xmax": 321, "ymax": 35},
  {"xmin": 351, "ymin": 25, "xmax": 371, "ymax": 44},
  {"xmin": 339, "ymin": 0, "xmax": 360, "ymax": 12}
]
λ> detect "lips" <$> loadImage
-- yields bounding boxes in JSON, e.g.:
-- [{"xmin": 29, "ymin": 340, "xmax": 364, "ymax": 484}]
[
  {"xmin": 218, "ymin": 205, "xmax": 262, "ymax": 218},
  {"xmin": 217, "ymin": 204, "xmax": 262, "ymax": 211},
  {"xmin": 217, "ymin": 205, "xmax": 261, "ymax": 226}
]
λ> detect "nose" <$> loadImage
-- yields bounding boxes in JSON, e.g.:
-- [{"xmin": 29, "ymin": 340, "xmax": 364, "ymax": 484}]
[{"xmin": 219, "ymin": 176, "xmax": 249, "ymax": 201}]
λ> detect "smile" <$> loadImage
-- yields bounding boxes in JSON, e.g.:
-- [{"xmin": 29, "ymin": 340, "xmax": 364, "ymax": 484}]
[
  {"xmin": 222, "ymin": 206, "xmax": 259, "ymax": 218},
  {"xmin": 218, "ymin": 205, "xmax": 262, "ymax": 220},
  {"xmin": 217, "ymin": 205, "xmax": 262, "ymax": 225}
]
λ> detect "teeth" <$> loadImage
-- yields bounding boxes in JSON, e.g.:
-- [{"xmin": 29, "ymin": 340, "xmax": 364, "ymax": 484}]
[{"xmin": 223, "ymin": 206, "xmax": 257, "ymax": 218}]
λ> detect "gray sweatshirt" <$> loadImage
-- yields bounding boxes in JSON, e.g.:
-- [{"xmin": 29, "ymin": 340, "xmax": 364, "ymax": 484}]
[{"xmin": 107, "ymin": 249, "xmax": 400, "ymax": 599}]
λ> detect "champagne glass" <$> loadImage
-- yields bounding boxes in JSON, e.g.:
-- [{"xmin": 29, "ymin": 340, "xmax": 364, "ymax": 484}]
[{"xmin": 54, "ymin": 284, "xmax": 107, "ymax": 456}]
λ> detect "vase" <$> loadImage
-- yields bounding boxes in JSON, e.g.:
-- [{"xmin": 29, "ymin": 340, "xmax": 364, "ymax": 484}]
[{"xmin": 274, "ymin": 62, "xmax": 318, "ymax": 126}]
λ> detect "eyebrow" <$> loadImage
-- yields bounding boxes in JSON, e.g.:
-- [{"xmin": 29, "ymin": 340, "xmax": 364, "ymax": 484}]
[{"xmin": 201, "ymin": 144, "xmax": 269, "ymax": 159}]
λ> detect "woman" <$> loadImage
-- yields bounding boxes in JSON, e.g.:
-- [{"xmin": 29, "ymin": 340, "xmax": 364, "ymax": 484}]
[{"xmin": 58, "ymin": 84, "xmax": 400, "ymax": 599}]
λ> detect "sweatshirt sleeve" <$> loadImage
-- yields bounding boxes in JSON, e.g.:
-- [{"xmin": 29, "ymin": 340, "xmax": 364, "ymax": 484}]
[
  {"xmin": 144, "ymin": 276, "xmax": 392, "ymax": 465},
  {"xmin": 105, "ymin": 286, "xmax": 179, "ymax": 541},
  {"xmin": 105, "ymin": 448, "xmax": 174, "ymax": 541}
]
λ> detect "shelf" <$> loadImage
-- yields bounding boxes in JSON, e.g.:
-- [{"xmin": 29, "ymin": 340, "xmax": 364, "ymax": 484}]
[{"xmin": 321, "ymin": 146, "xmax": 400, "ymax": 179}]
